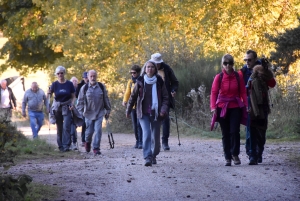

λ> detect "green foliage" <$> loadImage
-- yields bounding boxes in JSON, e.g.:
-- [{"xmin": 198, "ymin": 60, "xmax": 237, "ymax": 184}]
[
  {"xmin": 0, "ymin": 115, "xmax": 25, "ymax": 167},
  {"xmin": 268, "ymin": 21, "xmax": 300, "ymax": 73},
  {"xmin": 0, "ymin": 175, "xmax": 33, "ymax": 201},
  {"xmin": 24, "ymin": 182, "xmax": 60, "ymax": 201}
]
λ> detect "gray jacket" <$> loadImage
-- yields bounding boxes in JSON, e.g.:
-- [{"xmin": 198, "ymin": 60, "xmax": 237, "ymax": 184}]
[
  {"xmin": 76, "ymin": 82, "xmax": 111, "ymax": 120},
  {"xmin": 22, "ymin": 88, "xmax": 48, "ymax": 113}
]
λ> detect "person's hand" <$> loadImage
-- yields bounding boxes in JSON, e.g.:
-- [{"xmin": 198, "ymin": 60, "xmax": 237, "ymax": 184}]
[
  {"xmin": 159, "ymin": 112, "xmax": 165, "ymax": 117},
  {"xmin": 211, "ymin": 109, "xmax": 216, "ymax": 114},
  {"xmin": 22, "ymin": 112, "xmax": 26, "ymax": 117},
  {"xmin": 126, "ymin": 113, "xmax": 130, "ymax": 118},
  {"xmin": 47, "ymin": 88, "xmax": 51, "ymax": 94},
  {"xmin": 122, "ymin": 101, "xmax": 127, "ymax": 107},
  {"xmin": 247, "ymin": 108, "xmax": 251, "ymax": 113},
  {"xmin": 105, "ymin": 113, "xmax": 110, "ymax": 119},
  {"xmin": 171, "ymin": 91, "xmax": 176, "ymax": 97},
  {"xmin": 69, "ymin": 105, "xmax": 74, "ymax": 110}
]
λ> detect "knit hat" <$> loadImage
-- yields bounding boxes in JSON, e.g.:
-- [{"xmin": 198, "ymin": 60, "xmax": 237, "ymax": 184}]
[{"xmin": 82, "ymin": 72, "xmax": 88, "ymax": 78}]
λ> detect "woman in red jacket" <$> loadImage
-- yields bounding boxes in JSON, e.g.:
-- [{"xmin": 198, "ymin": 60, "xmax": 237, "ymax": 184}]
[{"xmin": 210, "ymin": 54, "xmax": 248, "ymax": 166}]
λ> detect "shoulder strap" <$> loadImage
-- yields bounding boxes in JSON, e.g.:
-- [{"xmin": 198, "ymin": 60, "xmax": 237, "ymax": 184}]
[
  {"xmin": 84, "ymin": 82, "xmax": 105, "ymax": 95},
  {"xmin": 218, "ymin": 71, "xmax": 240, "ymax": 95}
]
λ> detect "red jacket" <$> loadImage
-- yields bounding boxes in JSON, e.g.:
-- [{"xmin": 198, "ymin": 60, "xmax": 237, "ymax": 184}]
[{"xmin": 210, "ymin": 69, "xmax": 248, "ymax": 110}]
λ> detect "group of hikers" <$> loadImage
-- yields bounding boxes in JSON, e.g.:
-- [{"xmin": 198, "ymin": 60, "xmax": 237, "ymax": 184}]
[{"xmin": 0, "ymin": 50, "xmax": 275, "ymax": 167}]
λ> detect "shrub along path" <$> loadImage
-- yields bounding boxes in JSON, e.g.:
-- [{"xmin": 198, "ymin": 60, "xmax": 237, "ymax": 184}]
[{"xmin": 6, "ymin": 127, "xmax": 300, "ymax": 200}]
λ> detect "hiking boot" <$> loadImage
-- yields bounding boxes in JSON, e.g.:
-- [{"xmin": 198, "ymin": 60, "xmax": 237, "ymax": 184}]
[
  {"xmin": 162, "ymin": 143, "xmax": 170, "ymax": 151},
  {"xmin": 257, "ymin": 156, "xmax": 263, "ymax": 163},
  {"xmin": 133, "ymin": 141, "xmax": 138, "ymax": 149},
  {"xmin": 225, "ymin": 159, "xmax": 231, "ymax": 166},
  {"xmin": 152, "ymin": 157, "xmax": 157, "ymax": 165},
  {"xmin": 144, "ymin": 158, "xmax": 152, "ymax": 166},
  {"xmin": 93, "ymin": 149, "xmax": 101, "ymax": 155},
  {"xmin": 71, "ymin": 143, "xmax": 78, "ymax": 150},
  {"xmin": 232, "ymin": 155, "xmax": 241, "ymax": 165},
  {"xmin": 249, "ymin": 157, "xmax": 258, "ymax": 165},
  {"xmin": 85, "ymin": 142, "xmax": 91, "ymax": 153}
]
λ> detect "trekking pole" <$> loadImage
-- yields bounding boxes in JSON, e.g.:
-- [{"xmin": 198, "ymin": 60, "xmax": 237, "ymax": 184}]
[
  {"xmin": 172, "ymin": 95, "xmax": 181, "ymax": 146},
  {"xmin": 48, "ymin": 86, "xmax": 51, "ymax": 150},
  {"xmin": 105, "ymin": 118, "xmax": 114, "ymax": 149}
]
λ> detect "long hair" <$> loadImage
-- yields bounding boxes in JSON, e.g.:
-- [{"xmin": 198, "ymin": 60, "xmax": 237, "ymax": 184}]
[{"xmin": 140, "ymin": 60, "xmax": 158, "ymax": 75}]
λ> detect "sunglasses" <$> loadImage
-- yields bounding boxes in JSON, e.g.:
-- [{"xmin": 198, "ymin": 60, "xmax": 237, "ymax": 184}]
[
  {"xmin": 130, "ymin": 72, "xmax": 137, "ymax": 74},
  {"xmin": 57, "ymin": 72, "xmax": 64, "ymax": 75},
  {"xmin": 223, "ymin": 62, "xmax": 234, "ymax": 66},
  {"xmin": 244, "ymin": 59, "xmax": 252, "ymax": 62}
]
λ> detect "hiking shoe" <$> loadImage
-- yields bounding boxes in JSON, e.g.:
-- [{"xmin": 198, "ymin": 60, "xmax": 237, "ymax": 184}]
[
  {"xmin": 63, "ymin": 148, "xmax": 70, "ymax": 152},
  {"xmin": 85, "ymin": 142, "xmax": 91, "ymax": 153},
  {"xmin": 249, "ymin": 157, "xmax": 258, "ymax": 165},
  {"xmin": 144, "ymin": 158, "xmax": 152, "ymax": 166},
  {"xmin": 138, "ymin": 143, "xmax": 143, "ymax": 149},
  {"xmin": 225, "ymin": 159, "xmax": 231, "ymax": 166},
  {"xmin": 152, "ymin": 157, "xmax": 157, "ymax": 165},
  {"xmin": 93, "ymin": 149, "xmax": 101, "ymax": 155},
  {"xmin": 59, "ymin": 147, "xmax": 64, "ymax": 152},
  {"xmin": 232, "ymin": 155, "xmax": 241, "ymax": 165},
  {"xmin": 162, "ymin": 143, "xmax": 170, "ymax": 151},
  {"xmin": 133, "ymin": 141, "xmax": 138, "ymax": 149},
  {"xmin": 71, "ymin": 143, "xmax": 78, "ymax": 150},
  {"xmin": 257, "ymin": 156, "xmax": 263, "ymax": 163}
]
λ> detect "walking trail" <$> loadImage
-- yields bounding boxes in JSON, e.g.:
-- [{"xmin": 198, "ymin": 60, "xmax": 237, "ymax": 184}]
[{"xmin": 5, "ymin": 127, "xmax": 300, "ymax": 201}]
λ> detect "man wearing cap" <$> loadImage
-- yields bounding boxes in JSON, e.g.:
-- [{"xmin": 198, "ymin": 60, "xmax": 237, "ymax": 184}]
[
  {"xmin": 76, "ymin": 72, "xmax": 89, "ymax": 146},
  {"xmin": 149, "ymin": 53, "xmax": 179, "ymax": 150}
]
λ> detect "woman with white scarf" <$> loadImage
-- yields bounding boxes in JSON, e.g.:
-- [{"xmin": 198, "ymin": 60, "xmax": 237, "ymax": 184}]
[{"xmin": 126, "ymin": 60, "xmax": 169, "ymax": 166}]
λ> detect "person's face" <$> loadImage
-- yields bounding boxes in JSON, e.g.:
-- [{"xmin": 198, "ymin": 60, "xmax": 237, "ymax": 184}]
[
  {"xmin": 88, "ymin": 72, "xmax": 97, "ymax": 85},
  {"xmin": 1, "ymin": 82, "xmax": 7, "ymax": 89},
  {"xmin": 31, "ymin": 83, "xmax": 38, "ymax": 92},
  {"xmin": 83, "ymin": 77, "xmax": 88, "ymax": 83},
  {"xmin": 72, "ymin": 79, "xmax": 78, "ymax": 87},
  {"xmin": 222, "ymin": 59, "xmax": 234, "ymax": 74},
  {"xmin": 130, "ymin": 71, "xmax": 138, "ymax": 78},
  {"xmin": 244, "ymin": 53, "xmax": 257, "ymax": 69},
  {"xmin": 56, "ymin": 71, "xmax": 65, "ymax": 79},
  {"xmin": 145, "ymin": 62, "xmax": 156, "ymax": 77}
]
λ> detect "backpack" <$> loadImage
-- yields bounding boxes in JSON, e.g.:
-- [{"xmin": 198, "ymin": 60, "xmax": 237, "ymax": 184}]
[{"xmin": 218, "ymin": 71, "xmax": 240, "ymax": 95}]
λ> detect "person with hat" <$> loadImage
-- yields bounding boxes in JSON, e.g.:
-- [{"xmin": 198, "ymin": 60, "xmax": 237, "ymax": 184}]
[
  {"xmin": 76, "ymin": 72, "xmax": 89, "ymax": 146},
  {"xmin": 122, "ymin": 65, "xmax": 143, "ymax": 149},
  {"xmin": 149, "ymin": 53, "xmax": 179, "ymax": 151}
]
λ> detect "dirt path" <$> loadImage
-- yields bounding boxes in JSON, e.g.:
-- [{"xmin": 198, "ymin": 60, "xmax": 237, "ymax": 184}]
[{"xmin": 5, "ymin": 127, "xmax": 300, "ymax": 201}]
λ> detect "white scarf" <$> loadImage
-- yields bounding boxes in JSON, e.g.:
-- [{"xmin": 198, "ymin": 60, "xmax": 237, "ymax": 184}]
[{"xmin": 144, "ymin": 74, "xmax": 158, "ymax": 120}]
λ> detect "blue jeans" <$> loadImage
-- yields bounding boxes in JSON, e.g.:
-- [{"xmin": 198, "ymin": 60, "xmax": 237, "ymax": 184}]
[
  {"xmin": 55, "ymin": 108, "xmax": 72, "ymax": 150},
  {"xmin": 85, "ymin": 116, "xmax": 104, "ymax": 150},
  {"xmin": 139, "ymin": 114, "xmax": 161, "ymax": 159},
  {"xmin": 161, "ymin": 110, "xmax": 170, "ymax": 144},
  {"xmin": 28, "ymin": 111, "xmax": 44, "ymax": 138},
  {"xmin": 70, "ymin": 120, "xmax": 77, "ymax": 143},
  {"xmin": 131, "ymin": 109, "xmax": 142, "ymax": 144},
  {"xmin": 217, "ymin": 107, "xmax": 242, "ymax": 160}
]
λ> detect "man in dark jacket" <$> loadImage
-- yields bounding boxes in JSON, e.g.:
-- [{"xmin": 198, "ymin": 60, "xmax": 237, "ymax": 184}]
[
  {"xmin": 149, "ymin": 53, "xmax": 179, "ymax": 150},
  {"xmin": 75, "ymin": 72, "xmax": 89, "ymax": 146},
  {"xmin": 0, "ymin": 79, "xmax": 17, "ymax": 119}
]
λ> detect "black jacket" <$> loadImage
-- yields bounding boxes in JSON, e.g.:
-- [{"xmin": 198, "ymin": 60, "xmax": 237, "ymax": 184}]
[
  {"xmin": 160, "ymin": 62, "xmax": 179, "ymax": 109},
  {"xmin": 75, "ymin": 80, "xmax": 87, "ymax": 98},
  {"xmin": 0, "ymin": 87, "xmax": 17, "ymax": 109}
]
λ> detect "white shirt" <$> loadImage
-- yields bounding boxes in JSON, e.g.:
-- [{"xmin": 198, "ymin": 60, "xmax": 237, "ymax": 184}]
[{"xmin": 0, "ymin": 88, "xmax": 10, "ymax": 108}]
